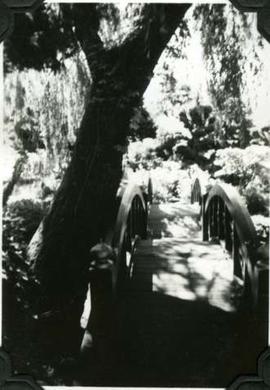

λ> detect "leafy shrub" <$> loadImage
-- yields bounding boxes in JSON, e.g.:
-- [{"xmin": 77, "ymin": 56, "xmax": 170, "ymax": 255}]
[
  {"xmin": 214, "ymin": 145, "xmax": 270, "ymax": 216},
  {"xmin": 2, "ymin": 199, "xmax": 48, "ymax": 309},
  {"xmin": 187, "ymin": 164, "xmax": 212, "ymax": 189},
  {"xmin": 251, "ymin": 215, "xmax": 269, "ymax": 245},
  {"xmin": 244, "ymin": 183, "xmax": 269, "ymax": 216},
  {"xmin": 148, "ymin": 161, "xmax": 191, "ymax": 203},
  {"xmin": 124, "ymin": 138, "xmax": 161, "ymax": 171},
  {"xmin": 129, "ymin": 104, "xmax": 157, "ymax": 141},
  {"xmin": 3, "ymin": 199, "xmax": 47, "ymax": 248},
  {"xmin": 249, "ymin": 126, "xmax": 270, "ymax": 146},
  {"xmin": 213, "ymin": 147, "xmax": 246, "ymax": 184}
]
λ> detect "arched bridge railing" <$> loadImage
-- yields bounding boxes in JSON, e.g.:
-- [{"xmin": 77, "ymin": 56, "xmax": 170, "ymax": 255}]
[
  {"xmin": 112, "ymin": 182, "xmax": 148, "ymax": 291},
  {"xmin": 81, "ymin": 178, "xmax": 150, "ymax": 356},
  {"xmin": 191, "ymin": 178, "xmax": 259, "ymax": 305}
]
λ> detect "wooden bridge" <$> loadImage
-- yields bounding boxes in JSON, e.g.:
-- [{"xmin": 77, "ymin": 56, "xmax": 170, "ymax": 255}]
[{"xmin": 67, "ymin": 177, "xmax": 268, "ymax": 386}]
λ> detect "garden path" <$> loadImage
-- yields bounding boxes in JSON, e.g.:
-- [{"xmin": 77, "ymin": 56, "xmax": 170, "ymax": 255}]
[
  {"xmin": 76, "ymin": 201, "xmax": 266, "ymax": 387},
  {"xmin": 111, "ymin": 202, "xmax": 260, "ymax": 387}
]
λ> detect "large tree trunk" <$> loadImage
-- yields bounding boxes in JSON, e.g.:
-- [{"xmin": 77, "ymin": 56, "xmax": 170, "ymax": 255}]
[{"xmin": 28, "ymin": 3, "xmax": 189, "ymax": 351}]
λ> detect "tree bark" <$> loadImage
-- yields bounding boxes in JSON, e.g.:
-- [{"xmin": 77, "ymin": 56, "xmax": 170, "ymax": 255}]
[{"xmin": 28, "ymin": 3, "xmax": 189, "ymax": 336}]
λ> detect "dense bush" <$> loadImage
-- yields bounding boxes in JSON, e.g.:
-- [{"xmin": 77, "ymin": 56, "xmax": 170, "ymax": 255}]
[
  {"xmin": 3, "ymin": 199, "xmax": 47, "ymax": 247},
  {"xmin": 251, "ymin": 215, "xmax": 270, "ymax": 246},
  {"xmin": 129, "ymin": 104, "xmax": 157, "ymax": 141},
  {"xmin": 214, "ymin": 145, "xmax": 270, "ymax": 215},
  {"xmin": 213, "ymin": 145, "xmax": 270, "ymax": 244},
  {"xmin": 2, "ymin": 199, "xmax": 48, "ymax": 308},
  {"xmin": 124, "ymin": 138, "xmax": 161, "ymax": 171},
  {"xmin": 127, "ymin": 161, "xmax": 192, "ymax": 203},
  {"xmin": 151, "ymin": 163, "xmax": 191, "ymax": 202},
  {"xmin": 153, "ymin": 104, "xmax": 220, "ymax": 169}
]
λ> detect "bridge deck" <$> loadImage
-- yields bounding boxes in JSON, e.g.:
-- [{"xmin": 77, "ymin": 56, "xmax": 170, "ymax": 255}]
[
  {"xmin": 131, "ymin": 202, "xmax": 240, "ymax": 312},
  {"xmin": 78, "ymin": 202, "xmax": 267, "ymax": 387},
  {"xmin": 115, "ymin": 202, "xmax": 264, "ymax": 386}
]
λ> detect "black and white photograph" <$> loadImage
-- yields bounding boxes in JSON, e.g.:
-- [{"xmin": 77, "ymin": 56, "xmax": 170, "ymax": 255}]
[{"xmin": 1, "ymin": 0, "xmax": 270, "ymax": 387}]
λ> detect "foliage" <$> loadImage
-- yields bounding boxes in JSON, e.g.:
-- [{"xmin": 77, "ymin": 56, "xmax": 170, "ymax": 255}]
[
  {"xmin": 99, "ymin": 4, "xmax": 144, "ymax": 48},
  {"xmin": 194, "ymin": 5, "xmax": 243, "ymax": 109},
  {"xmin": 145, "ymin": 3, "xmax": 270, "ymax": 158},
  {"xmin": 129, "ymin": 161, "xmax": 192, "ymax": 203},
  {"xmin": 249, "ymin": 126, "xmax": 270, "ymax": 146},
  {"xmin": 14, "ymin": 113, "xmax": 45, "ymax": 154},
  {"xmin": 152, "ymin": 20, "xmax": 192, "ymax": 119},
  {"xmin": 251, "ymin": 215, "xmax": 269, "ymax": 245},
  {"xmin": 214, "ymin": 146, "xmax": 270, "ymax": 216},
  {"xmin": 2, "ymin": 198, "xmax": 58, "ymax": 384},
  {"xmin": 124, "ymin": 138, "xmax": 161, "ymax": 171},
  {"xmin": 129, "ymin": 104, "xmax": 157, "ymax": 141},
  {"xmin": 3, "ymin": 199, "xmax": 46, "ymax": 252},
  {"xmin": 2, "ymin": 199, "xmax": 47, "ymax": 309},
  {"xmin": 158, "ymin": 23, "xmax": 190, "ymax": 91},
  {"xmin": 193, "ymin": 4, "xmax": 265, "ymax": 148},
  {"xmin": 4, "ymin": 52, "xmax": 90, "ymax": 201},
  {"xmin": 4, "ymin": 4, "xmax": 78, "ymax": 72},
  {"xmin": 3, "ymin": 156, "xmax": 27, "ymax": 206},
  {"xmin": 4, "ymin": 3, "xmax": 150, "ymax": 73},
  {"xmin": 177, "ymin": 103, "xmax": 219, "ymax": 164},
  {"xmin": 154, "ymin": 103, "xmax": 220, "ymax": 169},
  {"xmin": 150, "ymin": 162, "xmax": 191, "ymax": 203}
]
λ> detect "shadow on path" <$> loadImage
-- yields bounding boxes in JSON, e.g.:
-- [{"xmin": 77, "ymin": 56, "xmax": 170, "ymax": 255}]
[
  {"xmin": 76, "ymin": 202, "xmax": 268, "ymax": 387},
  {"xmin": 116, "ymin": 289, "xmax": 266, "ymax": 387}
]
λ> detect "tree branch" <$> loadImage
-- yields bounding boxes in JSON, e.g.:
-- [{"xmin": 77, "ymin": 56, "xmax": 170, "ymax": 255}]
[
  {"xmin": 112, "ymin": 4, "xmax": 191, "ymax": 92},
  {"xmin": 71, "ymin": 3, "xmax": 190, "ymax": 91},
  {"xmin": 72, "ymin": 4, "xmax": 105, "ymax": 79}
]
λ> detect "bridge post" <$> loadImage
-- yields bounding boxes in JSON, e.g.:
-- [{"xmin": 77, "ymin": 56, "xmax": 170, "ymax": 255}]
[
  {"xmin": 148, "ymin": 177, "xmax": 153, "ymax": 204},
  {"xmin": 255, "ymin": 242, "xmax": 269, "ymax": 313},
  {"xmin": 202, "ymin": 193, "xmax": 209, "ymax": 241},
  {"xmin": 81, "ymin": 243, "xmax": 116, "ymax": 369}
]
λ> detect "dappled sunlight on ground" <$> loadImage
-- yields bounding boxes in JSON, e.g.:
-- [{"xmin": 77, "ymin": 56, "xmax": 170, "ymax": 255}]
[
  {"xmin": 78, "ymin": 200, "xmax": 266, "ymax": 387},
  {"xmin": 119, "ymin": 196, "xmax": 253, "ymax": 386},
  {"xmin": 153, "ymin": 273, "xmax": 197, "ymax": 301},
  {"xmin": 135, "ymin": 201, "xmax": 244, "ymax": 313},
  {"xmin": 148, "ymin": 202, "xmax": 201, "ymax": 238},
  {"xmin": 152, "ymin": 256, "xmax": 242, "ymax": 312}
]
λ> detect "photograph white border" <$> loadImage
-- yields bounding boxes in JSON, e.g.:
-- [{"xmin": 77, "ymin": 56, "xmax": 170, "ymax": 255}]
[{"xmin": 0, "ymin": 2, "xmax": 269, "ymax": 389}]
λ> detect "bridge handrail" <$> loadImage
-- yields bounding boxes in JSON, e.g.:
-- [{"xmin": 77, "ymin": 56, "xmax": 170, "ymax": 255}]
[
  {"xmin": 191, "ymin": 177, "xmax": 259, "ymax": 305},
  {"xmin": 113, "ymin": 182, "xmax": 147, "ymax": 250},
  {"xmin": 117, "ymin": 171, "xmax": 153, "ymax": 204},
  {"xmin": 89, "ymin": 175, "xmax": 151, "ymax": 293},
  {"xmin": 204, "ymin": 182, "xmax": 257, "ymax": 249},
  {"xmin": 81, "ymin": 179, "xmax": 149, "ymax": 351},
  {"xmin": 112, "ymin": 180, "xmax": 148, "ymax": 291}
]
